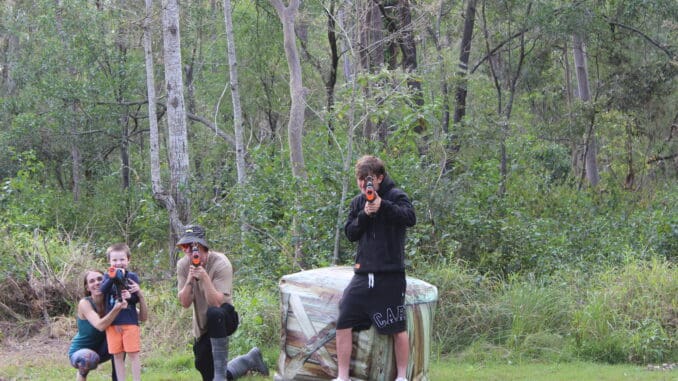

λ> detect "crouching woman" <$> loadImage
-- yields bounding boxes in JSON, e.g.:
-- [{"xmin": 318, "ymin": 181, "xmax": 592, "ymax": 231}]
[{"xmin": 68, "ymin": 269, "xmax": 128, "ymax": 381}]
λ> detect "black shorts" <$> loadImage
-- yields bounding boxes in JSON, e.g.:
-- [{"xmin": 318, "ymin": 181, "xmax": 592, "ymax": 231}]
[{"xmin": 336, "ymin": 272, "xmax": 407, "ymax": 335}]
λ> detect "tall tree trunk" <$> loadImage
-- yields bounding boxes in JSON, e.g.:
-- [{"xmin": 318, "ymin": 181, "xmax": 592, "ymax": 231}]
[
  {"xmin": 145, "ymin": 0, "xmax": 183, "ymax": 265},
  {"xmin": 70, "ymin": 122, "xmax": 82, "ymax": 202},
  {"xmin": 624, "ymin": 119, "xmax": 635, "ymax": 189},
  {"xmin": 332, "ymin": 81, "xmax": 358, "ymax": 265},
  {"xmin": 394, "ymin": 0, "xmax": 421, "ymax": 103},
  {"xmin": 223, "ymin": 0, "xmax": 249, "ymax": 243},
  {"xmin": 162, "ymin": 0, "xmax": 191, "ymax": 231},
  {"xmin": 296, "ymin": 0, "xmax": 339, "ymax": 146},
  {"xmin": 325, "ymin": 0, "xmax": 339, "ymax": 144},
  {"xmin": 572, "ymin": 32, "xmax": 599, "ymax": 188},
  {"xmin": 54, "ymin": 0, "xmax": 81, "ymax": 202},
  {"xmin": 562, "ymin": 41, "xmax": 581, "ymax": 175},
  {"xmin": 115, "ymin": 0, "xmax": 130, "ymax": 190},
  {"xmin": 0, "ymin": 2, "xmax": 18, "ymax": 97},
  {"xmin": 120, "ymin": 114, "xmax": 130, "ymax": 189},
  {"xmin": 271, "ymin": 0, "xmax": 307, "ymax": 181},
  {"xmin": 271, "ymin": 0, "xmax": 307, "ymax": 269},
  {"xmin": 453, "ymin": 0, "xmax": 476, "ymax": 126},
  {"xmin": 358, "ymin": 0, "xmax": 384, "ymax": 73},
  {"xmin": 427, "ymin": 1, "xmax": 451, "ymax": 172},
  {"xmin": 223, "ymin": 0, "xmax": 247, "ymax": 185},
  {"xmin": 359, "ymin": 0, "xmax": 384, "ymax": 138},
  {"xmin": 331, "ymin": 6, "xmax": 361, "ymax": 264}
]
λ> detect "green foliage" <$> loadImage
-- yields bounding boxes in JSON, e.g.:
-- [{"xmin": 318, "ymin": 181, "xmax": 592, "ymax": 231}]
[
  {"xmin": 500, "ymin": 279, "xmax": 572, "ymax": 359},
  {"xmin": 228, "ymin": 285, "xmax": 280, "ymax": 356},
  {"xmin": 0, "ymin": 150, "xmax": 53, "ymax": 231},
  {"xmin": 422, "ymin": 264, "xmax": 510, "ymax": 354},
  {"xmin": 571, "ymin": 259, "xmax": 677, "ymax": 363},
  {"xmin": 427, "ymin": 258, "xmax": 676, "ymax": 364}
]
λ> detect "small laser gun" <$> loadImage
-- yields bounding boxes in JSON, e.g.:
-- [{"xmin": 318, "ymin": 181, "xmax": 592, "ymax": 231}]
[
  {"xmin": 365, "ymin": 176, "xmax": 376, "ymax": 203},
  {"xmin": 191, "ymin": 244, "xmax": 201, "ymax": 267}
]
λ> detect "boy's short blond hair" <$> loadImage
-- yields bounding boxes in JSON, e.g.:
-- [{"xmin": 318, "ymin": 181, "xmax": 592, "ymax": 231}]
[{"xmin": 106, "ymin": 243, "xmax": 131, "ymax": 260}]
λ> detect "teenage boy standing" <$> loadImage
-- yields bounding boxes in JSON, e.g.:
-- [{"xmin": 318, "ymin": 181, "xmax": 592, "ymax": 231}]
[{"xmin": 334, "ymin": 155, "xmax": 416, "ymax": 381}]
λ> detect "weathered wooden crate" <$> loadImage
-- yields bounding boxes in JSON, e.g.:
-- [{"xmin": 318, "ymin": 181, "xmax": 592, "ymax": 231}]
[{"xmin": 275, "ymin": 266, "xmax": 437, "ymax": 381}]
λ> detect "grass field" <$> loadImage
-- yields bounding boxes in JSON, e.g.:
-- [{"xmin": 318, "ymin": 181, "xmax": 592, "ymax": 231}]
[
  {"xmin": 431, "ymin": 361, "xmax": 677, "ymax": 381},
  {"xmin": 1, "ymin": 346, "xmax": 675, "ymax": 381}
]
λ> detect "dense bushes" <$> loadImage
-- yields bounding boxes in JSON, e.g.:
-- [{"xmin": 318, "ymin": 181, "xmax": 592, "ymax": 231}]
[{"xmin": 425, "ymin": 258, "xmax": 676, "ymax": 364}]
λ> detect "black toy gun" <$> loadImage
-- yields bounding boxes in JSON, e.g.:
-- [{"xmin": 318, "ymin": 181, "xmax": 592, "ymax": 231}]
[
  {"xmin": 108, "ymin": 266, "xmax": 129, "ymax": 302},
  {"xmin": 365, "ymin": 176, "xmax": 376, "ymax": 203}
]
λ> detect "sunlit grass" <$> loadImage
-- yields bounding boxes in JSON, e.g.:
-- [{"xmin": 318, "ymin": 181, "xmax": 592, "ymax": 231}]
[
  {"xmin": 430, "ymin": 360, "xmax": 675, "ymax": 381},
  {"xmin": 5, "ymin": 350, "xmax": 674, "ymax": 381}
]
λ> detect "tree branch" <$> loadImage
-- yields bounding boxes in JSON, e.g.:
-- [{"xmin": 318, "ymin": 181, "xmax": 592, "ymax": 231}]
[
  {"xmin": 605, "ymin": 18, "xmax": 674, "ymax": 59},
  {"xmin": 647, "ymin": 153, "xmax": 677, "ymax": 164}
]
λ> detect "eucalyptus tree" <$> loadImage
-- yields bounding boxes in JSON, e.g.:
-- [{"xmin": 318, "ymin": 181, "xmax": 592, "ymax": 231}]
[
  {"xmin": 222, "ymin": 0, "xmax": 247, "ymax": 186},
  {"xmin": 0, "ymin": 1, "xmax": 19, "ymax": 98},
  {"xmin": 270, "ymin": 0, "xmax": 308, "ymax": 268},
  {"xmin": 161, "ymin": 0, "xmax": 191, "ymax": 238},
  {"xmin": 453, "ymin": 0, "xmax": 477, "ymax": 127},
  {"xmin": 572, "ymin": 32, "xmax": 599, "ymax": 188},
  {"xmin": 143, "ymin": 0, "xmax": 183, "ymax": 263},
  {"xmin": 53, "ymin": 0, "xmax": 83, "ymax": 201}
]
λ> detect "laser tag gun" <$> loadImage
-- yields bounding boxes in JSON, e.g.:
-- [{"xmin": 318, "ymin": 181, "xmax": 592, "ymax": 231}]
[
  {"xmin": 191, "ymin": 243, "xmax": 201, "ymax": 267},
  {"xmin": 365, "ymin": 176, "xmax": 376, "ymax": 203},
  {"xmin": 107, "ymin": 266, "xmax": 129, "ymax": 302}
]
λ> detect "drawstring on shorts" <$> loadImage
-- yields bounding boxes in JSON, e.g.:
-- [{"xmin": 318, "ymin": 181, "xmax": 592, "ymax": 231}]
[{"xmin": 368, "ymin": 273, "xmax": 374, "ymax": 288}]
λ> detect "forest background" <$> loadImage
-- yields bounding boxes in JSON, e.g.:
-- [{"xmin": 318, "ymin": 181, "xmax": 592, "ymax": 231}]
[{"xmin": 0, "ymin": 0, "xmax": 676, "ymax": 377}]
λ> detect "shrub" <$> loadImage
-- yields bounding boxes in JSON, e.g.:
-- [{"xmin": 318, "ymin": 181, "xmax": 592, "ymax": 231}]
[
  {"xmin": 570, "ymin": 259, "xmax": 677, "ymax": 364},
  {"xmin": 422, "ymin": 264, "xmax": 511, "ymax": 355}
]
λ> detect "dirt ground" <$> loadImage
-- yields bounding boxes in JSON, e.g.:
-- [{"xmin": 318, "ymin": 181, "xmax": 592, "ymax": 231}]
[{"xmin": 0, "ymin": 317, "xmax": 74, "ymax": 373}]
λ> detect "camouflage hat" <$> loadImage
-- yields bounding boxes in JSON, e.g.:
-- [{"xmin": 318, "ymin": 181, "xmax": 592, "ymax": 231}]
[{"xmin": 176, "ymin": 225, "xmax": 209, "ymax": 249}]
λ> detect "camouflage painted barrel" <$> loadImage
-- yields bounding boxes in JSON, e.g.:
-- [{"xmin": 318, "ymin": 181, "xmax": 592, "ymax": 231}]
[{"xmin": 275, "ymin": 266, "xmax": 437, "ymax": 381}]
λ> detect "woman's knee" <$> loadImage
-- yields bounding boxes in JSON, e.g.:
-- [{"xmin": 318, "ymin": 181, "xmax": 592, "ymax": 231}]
[{"xmin": 70, "ymin": 348, "xmax": 101, "ymax": 376}]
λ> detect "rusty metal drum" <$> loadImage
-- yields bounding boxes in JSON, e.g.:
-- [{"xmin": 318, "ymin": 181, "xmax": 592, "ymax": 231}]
[{"xmin": 275, "ymin": 266, "xmax": 437, "ymax": 381}]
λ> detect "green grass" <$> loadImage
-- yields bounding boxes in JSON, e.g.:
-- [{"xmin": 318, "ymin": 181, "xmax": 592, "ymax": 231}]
[
  {"xmin": 431, "ymin": 361, "xmax": 677, "ymax": 381},
  {"xmin": 4, "ymin": 350, "xmax": 675, "ymax": 381}
]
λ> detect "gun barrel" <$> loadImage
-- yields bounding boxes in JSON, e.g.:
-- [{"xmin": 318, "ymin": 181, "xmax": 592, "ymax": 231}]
[
  {"xmin": 366, "ymin": 181, "xmax": 376, "ymax": 202},
  {"xmin": 191, "ymin": 245, "xmax": 201, "ymax": 267}
]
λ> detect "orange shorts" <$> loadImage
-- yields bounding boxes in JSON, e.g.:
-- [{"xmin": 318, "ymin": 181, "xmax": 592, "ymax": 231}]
[{"xmin": 105, "ymin": 324, "xmax": 141, "ymax": 354}]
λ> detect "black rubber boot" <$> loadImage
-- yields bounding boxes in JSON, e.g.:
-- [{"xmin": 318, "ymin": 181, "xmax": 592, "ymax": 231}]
[{"xmin": 226, "ymin": 347, "xmax": 269, "ymax": 379}]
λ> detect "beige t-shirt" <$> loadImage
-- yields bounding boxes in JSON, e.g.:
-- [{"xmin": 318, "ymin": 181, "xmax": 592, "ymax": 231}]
[{"xmin": 177, "ymin": 251, "xmax": 233, "ymax": 338}]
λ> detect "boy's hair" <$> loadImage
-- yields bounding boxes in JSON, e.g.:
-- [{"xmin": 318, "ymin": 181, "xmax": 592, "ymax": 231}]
[
  {"xmin": 355, "ymin": 155, "xmax": 386, "ymax": 179},
  {"xmin": 106, "ymin": 243, "xmax": 131, "ymax": 260}
]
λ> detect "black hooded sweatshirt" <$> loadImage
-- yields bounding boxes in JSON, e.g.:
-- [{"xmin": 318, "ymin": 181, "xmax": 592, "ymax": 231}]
[{"xmin": 344, "ymin": 175, "xmax": 416, "ymax": 273}]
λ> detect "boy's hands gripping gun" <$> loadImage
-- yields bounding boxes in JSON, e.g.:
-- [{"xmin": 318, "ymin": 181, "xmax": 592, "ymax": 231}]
[{"xmin": 108, "ymin": 266, "xmax": 129, "ymax": 302}]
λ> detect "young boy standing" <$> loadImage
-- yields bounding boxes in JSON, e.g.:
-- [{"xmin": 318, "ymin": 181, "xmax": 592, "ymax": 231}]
[{"xmin": 100, "ymin": 243, "xmax": 147, "ymax": 381}]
